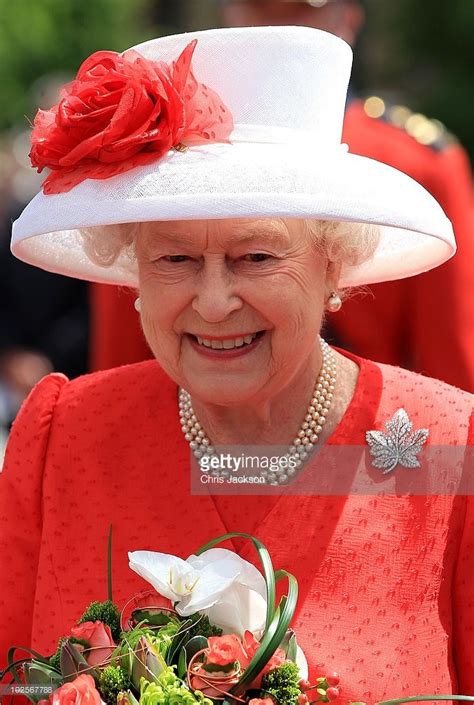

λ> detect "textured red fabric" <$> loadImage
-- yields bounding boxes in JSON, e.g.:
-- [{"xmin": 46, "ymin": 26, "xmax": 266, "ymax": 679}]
[
  {"xmin": 334, "ymin": 100, "xmax": 474, "ymax": 392},
  {"xmin": 0, "ymin": 351, "xmax": 473, "ymax": 701}
]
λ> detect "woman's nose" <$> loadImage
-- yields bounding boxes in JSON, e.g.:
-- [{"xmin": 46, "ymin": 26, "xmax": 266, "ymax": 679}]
[{"xmin": 191, "ymin": 261, "xmax": 243, "ymax": 323}]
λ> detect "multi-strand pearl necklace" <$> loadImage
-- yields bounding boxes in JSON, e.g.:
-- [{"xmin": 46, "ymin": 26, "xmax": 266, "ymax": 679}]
[{"xmin": 178, "ymin": 336, "xmax": 337, "ymax": 485}]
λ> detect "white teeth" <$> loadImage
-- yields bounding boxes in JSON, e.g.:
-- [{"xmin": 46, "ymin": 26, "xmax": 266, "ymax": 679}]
[{"xmin": 194, "ymin": 332, "xmax": 260, "ymax": 349}]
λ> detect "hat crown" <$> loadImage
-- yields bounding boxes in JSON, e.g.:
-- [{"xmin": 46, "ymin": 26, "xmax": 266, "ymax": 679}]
[{"xmin": 132, "ymin": 26, "xmax": 353, "ymax": 146}]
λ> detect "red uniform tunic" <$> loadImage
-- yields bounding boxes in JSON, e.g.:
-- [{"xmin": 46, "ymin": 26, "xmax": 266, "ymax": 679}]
[
  {"xmin": 89, "ymin": 100, "xmax": 474, "ymax": 391},
  {"xmin": 333, "ymin": 100, "xmax": 474, "ymax": 392},
  {"xmin": 1, "ymin": 350, "xmax": 473, "ymax": 701}
]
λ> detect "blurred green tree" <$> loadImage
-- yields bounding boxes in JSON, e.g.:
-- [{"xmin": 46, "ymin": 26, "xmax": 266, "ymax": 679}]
[
  {"xmin": 362, "ymin": 0, "xmax": 474, "ymax": 159},
  {"xmin": 0, "ymin": 0, "xmax": 159, "ymax": 131}
]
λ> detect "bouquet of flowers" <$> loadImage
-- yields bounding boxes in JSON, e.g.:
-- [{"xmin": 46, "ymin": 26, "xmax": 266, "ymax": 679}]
[
  {"xmin": 1, "ymin": 532, "xmax": 339, "ymax": 705},
  {"xmin": 2, "ymin": 531, "xmax": 473, "ymax": 705}
]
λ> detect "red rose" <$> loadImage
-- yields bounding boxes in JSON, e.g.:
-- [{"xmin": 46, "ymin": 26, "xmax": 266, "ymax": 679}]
[
  {"xmin": 70, "ymin": 620, "xmax": 115, "ymax": 667},
  {"xmin": 42, "ymin": 674, "xmax": 102, "ymax": 705},
  {"xmin": 132, "ymin": 588, "xmax": 173, "ymax": 611},
  {"xmin": 30, "ymin": 40, "xmax": 233, "ymax": 194},
  {"xmin": 206, "ymin": 634, "xmax": 247, "ymax": 666},
  {"xmin": 200, "ymin": 631, "xmax": 287, "ymax": 693},
  {"xmin": 121, "ymin": 588, "xmax": 175, "ymax": 628}
]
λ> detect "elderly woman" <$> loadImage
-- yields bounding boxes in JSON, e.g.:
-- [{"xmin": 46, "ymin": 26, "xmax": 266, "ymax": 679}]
[{"xmin": 1, "ymin": 26, "xmax": 473, "ymax": 700}]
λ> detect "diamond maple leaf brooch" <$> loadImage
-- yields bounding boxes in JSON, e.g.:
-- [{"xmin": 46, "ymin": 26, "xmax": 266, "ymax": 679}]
[{"xmin": 366, "ymin": 408, "xmax": 429, "ymax": 475}]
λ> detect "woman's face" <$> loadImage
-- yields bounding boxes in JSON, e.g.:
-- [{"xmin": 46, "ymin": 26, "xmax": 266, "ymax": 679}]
[{"xmin": 135, "ymin": 218, "xmax": 333, "ymax": 405}]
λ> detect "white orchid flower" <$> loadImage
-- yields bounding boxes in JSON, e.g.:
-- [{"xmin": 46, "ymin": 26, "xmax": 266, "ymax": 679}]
[{"xmin": 128, "ymin": 547, "xmax": 268, "ymax": 635}]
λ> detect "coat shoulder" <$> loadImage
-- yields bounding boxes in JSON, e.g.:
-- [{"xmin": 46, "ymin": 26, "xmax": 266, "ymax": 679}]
[
  {"xmin": 374, "ymin": 360, "xmax": 473, "ymax": 442},
  {"xmin": 49, "ymin": 361, "xmax": 177, "ymax": 427}
]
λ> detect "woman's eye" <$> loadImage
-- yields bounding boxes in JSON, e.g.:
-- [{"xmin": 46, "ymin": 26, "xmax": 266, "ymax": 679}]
[
  {"xmin": 162, "ymin": 255, "xmax": 190, "ymax": 263},
  {"xmin": 243, "ymin": 253, "xmax": 272, "ymax": 262}
]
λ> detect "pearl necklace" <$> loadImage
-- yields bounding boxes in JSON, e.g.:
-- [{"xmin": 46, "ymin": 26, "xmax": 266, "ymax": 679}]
[{"xmin": 178, "ymin": 336, "xmax": 337, "ymax": 485}]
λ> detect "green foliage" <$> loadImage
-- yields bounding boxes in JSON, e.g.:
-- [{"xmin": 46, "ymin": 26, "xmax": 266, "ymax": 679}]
[
  {"xmin": 361, "ymin": 0, "xmax": 474, "ymax": 159},
  {"xmin": 99, "ymin": 665, "xmax": 130, "ymax": 705},
  {"xmin": 120, "ymin": 623, "xmax": 157, "ymax": 648},
  {"xmin": 113, "ymin": 621, "xmax": 179, "ymax": 679},
  {"xmin": 49, "ymin": 636, "xmax": 89, "ymax": 672},
  {"xmin": 112, "ymin": 623, "xmax": 155, "ymax": 673},
  {"xmin": 79, "ymin": 600, "xmax": 121, "ymax": 641},
  {"xmin": 261, "ymin": 661, "xmax": 301, "ymax": 705},
  {"xmin": 0, "ymin": 0, "xmax": 158, "ymax": 131},
  {"xmin": 185, "ymin": 613, "xmax": 223, "ymax": 640},
  {"xmin": 153, "ymin": 618, "xmax": 182, "ymax": 659},
  {"xmin": 139, "ymin": 670, "xmax": 213, "ymax": 705},
  {"xmin": 119, "ymin": 616, "xmax": 182, "ymax": 662}
]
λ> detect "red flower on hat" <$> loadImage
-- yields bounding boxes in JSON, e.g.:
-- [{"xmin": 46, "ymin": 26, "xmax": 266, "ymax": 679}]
[{"xmin": 29, "ymin": 40, "xmax": 233, "ymax": 194}]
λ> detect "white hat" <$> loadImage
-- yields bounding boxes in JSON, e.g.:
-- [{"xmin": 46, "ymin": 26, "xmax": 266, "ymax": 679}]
[{"xmin": 11, "ymin": 26, "xmax": 455, "ymax": 287}]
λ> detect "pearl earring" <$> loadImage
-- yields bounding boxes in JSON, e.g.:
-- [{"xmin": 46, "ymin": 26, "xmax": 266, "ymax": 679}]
[
  {"xmin": 134, "ymin": 297, "xmax": 141, "ymax": 312},
  {"xmin": 327, "ymin": 291, "xmax": 342, "ymax": 313}
]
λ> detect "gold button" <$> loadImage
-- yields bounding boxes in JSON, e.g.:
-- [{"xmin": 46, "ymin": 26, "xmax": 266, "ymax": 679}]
[
  {"xmin": 363, "ymin": 96, "xmax": 386, "ymax": 119},
  {"xmin": 388, "ymin": 105, "xmax": 412, "ymax": 128}
]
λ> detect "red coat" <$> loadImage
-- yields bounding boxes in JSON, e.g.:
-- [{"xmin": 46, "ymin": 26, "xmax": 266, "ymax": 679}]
[
  {"xmin": 1, "ymin": 350, "xmax": 473, "ymax": 699},
  {"xmin": 89, "ymin": 100, "xmax": 474, "ymax": 391}
]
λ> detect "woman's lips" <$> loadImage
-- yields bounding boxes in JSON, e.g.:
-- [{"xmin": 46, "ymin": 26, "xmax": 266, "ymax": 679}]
[{"xmin": 186, "ymin": 331, "xmax": 266, "ymax": 359}]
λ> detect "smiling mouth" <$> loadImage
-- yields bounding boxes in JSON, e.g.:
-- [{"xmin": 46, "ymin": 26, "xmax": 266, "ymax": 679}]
[{"xmin": 187, "ymin": 331, "xmax": 265, "ymax": 350}]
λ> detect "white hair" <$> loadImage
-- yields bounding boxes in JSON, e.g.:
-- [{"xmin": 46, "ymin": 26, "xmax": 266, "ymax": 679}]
[{"xmin": 80, "ymin": 218, "xmax": 380, "ymax": 287}]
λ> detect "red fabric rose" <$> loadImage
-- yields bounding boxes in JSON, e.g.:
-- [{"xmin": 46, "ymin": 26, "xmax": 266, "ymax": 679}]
[
  {"xmin": 70, "ymin": 620, "xmax": 115, "ymax": 667},
  {"xmin": 41, "ymin": 674, "xmax": 102, "ymax": 705},
  {"xmin": 30, "ymin": 40, "xmax": 233, "ymax": 194}
]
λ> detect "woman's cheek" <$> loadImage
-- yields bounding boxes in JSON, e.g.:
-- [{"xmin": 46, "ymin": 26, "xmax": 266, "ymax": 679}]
[{"xmin": 139, "ymin": 308, "xmax": 177, "ymax": 365}]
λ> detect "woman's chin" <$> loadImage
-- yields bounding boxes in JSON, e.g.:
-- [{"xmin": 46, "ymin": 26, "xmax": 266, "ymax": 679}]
[{"xmin": 181, "ymin": 379, "xmax": 264, "ymax": 407}]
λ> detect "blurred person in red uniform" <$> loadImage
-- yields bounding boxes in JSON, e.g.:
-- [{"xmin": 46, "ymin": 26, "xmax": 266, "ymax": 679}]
[{"xmin": 90, "ymin": 0, "xmax": 474, "ymax": 392}]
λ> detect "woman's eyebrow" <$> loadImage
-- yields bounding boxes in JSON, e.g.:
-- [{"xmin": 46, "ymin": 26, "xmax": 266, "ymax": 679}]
[
  {"xmin": 142, "ymin": 225, "xmax": 291, "ymax": 249},
  {"xmin": 228, "ymin": 226, "xmax": 291, "ymax": 247},
  {"xmin": 141, "ymin": 231, "xmax": 197, "ymax": 250}
]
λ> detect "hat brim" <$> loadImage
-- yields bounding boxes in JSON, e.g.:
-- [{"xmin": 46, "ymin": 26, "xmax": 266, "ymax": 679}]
[{"xmin": 11, "ymin": 142, "xmax": 455, "ymax": 287}]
